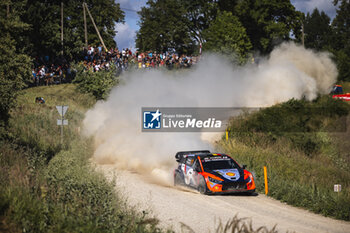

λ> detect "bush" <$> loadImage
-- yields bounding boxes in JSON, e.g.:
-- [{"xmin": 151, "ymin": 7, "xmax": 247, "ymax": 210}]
[
  {"xmin": 220, "ymin": 96, "xmax": 350, "ymax": 221},
  {"xmin": 73, "ymin": 63, "xmax": 120, "ymax": 100},
  {"xmin": 228, "ymin": 97, "xmax": 350, "ymax": 155},
  {"xmin": 1, "ymin": 84, "xmax": 164, "ymax": 232}
]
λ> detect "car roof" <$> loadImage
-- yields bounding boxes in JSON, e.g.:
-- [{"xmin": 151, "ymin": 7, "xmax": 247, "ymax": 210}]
[{"xmin": 188, "ymin": 153, "xmax": 229, "ymax": 159}]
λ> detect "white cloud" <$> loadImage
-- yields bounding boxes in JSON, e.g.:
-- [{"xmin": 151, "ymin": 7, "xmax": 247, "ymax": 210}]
[
  {"xmin": 114, "ymin": 0, "xmax": 148, "ymax": 51},
  {"xmin": 292, "ymin": 0, "xmax": 337, "ymax": 18},
  {"xmin": 117, "ymin": 0, "xmax": 147, "ymax": 13},
  {"xmin": 114, "ymin": 23, "xmax": 136, "ymax": 51}
]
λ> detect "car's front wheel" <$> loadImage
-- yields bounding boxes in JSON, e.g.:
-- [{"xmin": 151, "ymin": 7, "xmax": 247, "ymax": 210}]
[{"xmin": 198, "ymin": 176, "xmax": 208, "ymax": 194}]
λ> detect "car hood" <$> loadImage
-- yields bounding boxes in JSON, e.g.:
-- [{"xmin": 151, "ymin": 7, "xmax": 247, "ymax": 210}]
[{"xmin": 209, "ymin": 168, "xmax": 243, "ymax": 182}]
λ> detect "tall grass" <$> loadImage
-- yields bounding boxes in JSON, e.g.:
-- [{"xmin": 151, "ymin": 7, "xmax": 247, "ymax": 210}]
[
  {"xmin": 1, "ymin": 84, "xmax": 165, "ymax": 232},
  {"xmin": 219, "ymin": 97, "xmax": 350, "ymax": 221},
  {"xmin": 181, "ymin": 215, "xmax": 277, "ymax": 233}
]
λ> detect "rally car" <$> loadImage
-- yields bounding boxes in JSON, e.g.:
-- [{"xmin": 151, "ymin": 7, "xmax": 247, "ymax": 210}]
[
  {"xmin": 331, "ymin": 85, "xmax": 350, "ymax": 101},
  {"xmin": 174, "ymin": 150, "xmax": 256, "ymax": 194}
]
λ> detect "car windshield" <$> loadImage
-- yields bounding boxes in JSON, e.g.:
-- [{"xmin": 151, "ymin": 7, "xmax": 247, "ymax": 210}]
[{"xmin": 201, "ymin": 157, "xmax": 239, "ymax": 171}]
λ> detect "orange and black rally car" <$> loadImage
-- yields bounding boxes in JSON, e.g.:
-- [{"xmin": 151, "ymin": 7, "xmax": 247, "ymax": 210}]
[{"xmin": 174, "ymin": 150, "xmax": 256, "ymax": 194}]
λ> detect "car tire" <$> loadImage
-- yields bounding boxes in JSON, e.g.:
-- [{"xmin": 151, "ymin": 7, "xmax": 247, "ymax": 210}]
[
  {"xmin": 174, "ymin": 170, "xmax": 183, "ymax": 186},
  {"xmin": 198, "ymin": 176, "xmax": 208, "ymax": 194},
  {"xmin": 246, "ymin": 189, "xmax": 256, "ymax": 196}
]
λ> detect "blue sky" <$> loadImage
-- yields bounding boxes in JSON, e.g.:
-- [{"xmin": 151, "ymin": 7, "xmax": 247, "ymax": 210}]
[{"xmin": 114, "ymin": 0, "xmax": 338, "ymax": 51}]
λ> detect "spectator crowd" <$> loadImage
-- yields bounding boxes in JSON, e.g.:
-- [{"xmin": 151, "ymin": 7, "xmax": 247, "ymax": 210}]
[
  {"xmin": 32, "ymin": 56, "xmax": 73, "ymax": 86},
  {"xmin": 82, "ymin": 45, "xmax": 195, "ymax": 72},
  {"xmin": 32, "ymin": 45, "xmax": 196, "ymax": 86}
]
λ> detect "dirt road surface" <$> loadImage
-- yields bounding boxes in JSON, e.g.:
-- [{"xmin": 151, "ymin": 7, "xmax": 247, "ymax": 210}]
[{"xmin": 100, "ymin": 165, "xmax": 350, "ymax": 233}]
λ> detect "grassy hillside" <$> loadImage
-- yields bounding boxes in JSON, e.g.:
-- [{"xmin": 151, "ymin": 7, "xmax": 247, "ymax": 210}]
[
  {"xmin": 219, "ymin": 96, "xmax": 350, "ymax": 221},
  {"xmin": 0, "ymin": 84, "xmax": 162, "ymax": 232},
  {"xmin": 2, "ymin": 83, "xmax": 349, "ymax": 232}
]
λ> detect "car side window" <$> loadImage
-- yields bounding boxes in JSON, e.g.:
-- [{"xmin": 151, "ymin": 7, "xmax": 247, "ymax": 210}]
[
  {"xmin": 186, "ymin": 157, "xmax": 194, "ymax": 166},
  {"xmin": 193, "ymin": 159, "xmax": 200, "ymax": 172}
]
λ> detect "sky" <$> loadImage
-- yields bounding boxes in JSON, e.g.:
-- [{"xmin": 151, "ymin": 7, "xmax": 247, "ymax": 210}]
[{"xmin": 114, "ymin": 0, "xmax": 338, "ymax": 51}]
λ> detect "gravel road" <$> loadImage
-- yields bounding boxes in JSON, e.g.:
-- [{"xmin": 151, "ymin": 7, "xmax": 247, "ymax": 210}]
[{"xmin": 100, "ymin": 165, "xmax": 350, "ymax": 233}]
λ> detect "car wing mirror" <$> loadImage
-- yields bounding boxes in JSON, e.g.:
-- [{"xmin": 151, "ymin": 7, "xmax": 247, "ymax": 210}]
[{"xmin": 242, "ymin": 164, "xmax": 247, "ymax": 169}]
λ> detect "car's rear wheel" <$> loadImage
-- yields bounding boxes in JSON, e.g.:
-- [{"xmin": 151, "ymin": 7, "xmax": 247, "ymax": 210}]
[
  {"xmin": 174, "ymin": 171, "xmax": 183, "ymax": 186},
  {"xmin": 198, "ymin": 176, "xmax": 208, "ymax": 194}
]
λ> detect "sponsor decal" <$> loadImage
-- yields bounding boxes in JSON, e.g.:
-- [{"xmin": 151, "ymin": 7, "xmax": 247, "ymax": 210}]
[
  {"xmin": 226, "ymin": 172, "xmax": 235, "ymax": 177},
  {"xmin": 214, "ymin": 169, "xmax": 240, "ymax": 181}
]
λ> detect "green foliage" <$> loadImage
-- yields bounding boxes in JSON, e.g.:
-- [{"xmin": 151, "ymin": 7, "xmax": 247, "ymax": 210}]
[
  {"xmin": 136, "ymin": 0, "xmax": 303, "ymax": 56},
  {"xmin": 304, "ymin": 8, "xmax": 332, "ymax": 50},
  {"xmin": 333, "ymin": 49, "xmax": 350, "ymax": 82},
  {"xmin": 1, "ymin": 84, "xmax": 164, "ymax": 232},
  {"xmin": 228, "ymin": 97, "xmax": 350, "ymax": 155},
  {"xmin": 22, "ymin": 0, "xmax": 124, "ymax": 59},
  {"xmin": 214, "ymin": 215, "xmax": 277, "ymax": 233},
  {"xmin": 331, "ymin": 0, "xmax": 350, "ymax": 81},
  {"xmin": 233, "ymin": 0, "xmax": 303, "ymax": 54},
  {"xmin": 203, "ymin": 11, "xmax": 252, "ymax": 64},
  {"xmin": 73, "ymin": 63, "xmax": 119, "ymax": 100},
  {"xmin": 180, "ymin": 0, "xmax": 217, "ymax": 45},
  {"xmin": 221, "ymin": 96, "xmax": 350, "ymax": 220},
  {"xmin": 136, "ymin": 0, "xmax": 194, "ymax": 54},
  {"xmin": 219, "ymin": 141, "xmax": 350, "ymax": 221},
  {"xmin": 0, "ymin": 0, "xmax": 32, "ymax": 128}
]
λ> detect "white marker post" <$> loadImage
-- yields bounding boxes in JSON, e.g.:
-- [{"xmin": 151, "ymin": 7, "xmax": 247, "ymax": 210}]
[
  {"xmin": 334, "ymin": 184, "xmax": 341, "ymax": 192},
  {"xmin": 56, "ymin": 105, "xmax": 69, "ymax": 144},
  {"xmin": 334, "ymin": 184, "xmax": 341, "ymax": 198}
]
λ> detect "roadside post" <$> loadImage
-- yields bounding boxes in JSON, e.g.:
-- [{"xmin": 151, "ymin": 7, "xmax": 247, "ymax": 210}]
[
  {"xmin": 56, "ymin": 105, "xmax": 68, "ymax": 144},
  {"xmin": 334, "ymin": 184, "xmax": 341, "ymax": 198},
  {"xmin": 226, "ymin": 130, "xmax": 228, "ymax": 141},
  {"xmin": 264, "ymin": 166, "xmax": 268, "ymax": 195}
]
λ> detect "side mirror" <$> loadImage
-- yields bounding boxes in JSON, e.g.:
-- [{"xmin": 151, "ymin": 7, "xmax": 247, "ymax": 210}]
[
  {"xmin": 242, "ymin": 165, "xmax": 247, "ymax": 169},
  {"xmin": 195, "ymin": 167, "xmax": 201, "ymax": 172}
]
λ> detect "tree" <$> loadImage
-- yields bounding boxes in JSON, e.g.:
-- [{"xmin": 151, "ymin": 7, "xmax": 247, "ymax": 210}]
[
  {"xmin": 234, "ymin": 0, "xmax": 303, "ymax": 54},
  {"xmin": 22, "ymin": 0, "xmax": 124, "ymax": 61},
  {"xmin": 136, "ymin": 0, "xmax": 194, "ymax": 54},
  {"xmin": 304, "ymin": 8, "xmax": 332, "ymax": 50},
  {"xmin": 203, "ymin": 11, "xmax": 252, "ymax": 64},
  {"xmin": 331, "ymin": 0, "xmax": 350, "ymax": 81},
  {"xmin": 0, "ymin": 0, "xmax": 32, "ymax": 128},
  {"xmin": 180, "ymin": 0, "xmax": 217, "ymax": 45},
  {"xmin": 136, "ymin": 0, "xmax": 304, "ymax": 55}
]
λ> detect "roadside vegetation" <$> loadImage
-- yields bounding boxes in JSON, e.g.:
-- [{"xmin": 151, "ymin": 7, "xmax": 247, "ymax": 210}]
[
  {"xmin": 72, "ymin": 63, "xmax": 121, "ymax": 100},
  {"xmin": 0, "ymin": 84, "xmax": 163, "ymax": 232},
  {"xmin": 219, "ymin": 95, "xmax": 350, "ymax": 221},
  {"xmin": 0, "ymin": 83, "xmax": 280, "ymax": 233}
]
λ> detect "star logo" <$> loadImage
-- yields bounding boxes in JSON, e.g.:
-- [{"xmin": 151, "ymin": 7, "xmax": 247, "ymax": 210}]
[
  {"xmin": 143, "ymin": 109, "xmax": 162, "ymax": 129},
  {"xmin": 151, "ymin": 109, "xmax": 162, "ymax": 122}
]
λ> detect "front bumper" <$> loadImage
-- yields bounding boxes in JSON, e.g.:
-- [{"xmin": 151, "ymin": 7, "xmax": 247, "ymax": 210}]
[{"xmin": 207, "ymin": 181, "xmax": 255, "ymax": 193}]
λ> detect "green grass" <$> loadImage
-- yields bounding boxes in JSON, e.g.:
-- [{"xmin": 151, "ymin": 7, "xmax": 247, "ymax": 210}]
[
  {"xmin": 218, "ymin": 97, "xmax": 350, "ymax": 221},
  {"xmin": 1, "ymin": 84, "xmax": 165, "ymax": 232},
  {"xmin": 339, "ymin": 81, "xmax": 350, "ymax": 93},
  {"xmin": 4, "ymin": 83, "xmax": 347, "ymax": 232}
]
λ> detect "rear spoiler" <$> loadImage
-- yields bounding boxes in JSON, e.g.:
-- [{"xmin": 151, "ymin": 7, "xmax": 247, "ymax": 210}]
[{"xmin": 175, "ymin": 150, "xmax": 211, "ymax": 163}]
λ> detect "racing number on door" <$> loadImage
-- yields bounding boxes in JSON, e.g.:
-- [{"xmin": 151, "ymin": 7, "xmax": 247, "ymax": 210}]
[{"xmin": 183, "ymin": 157, "xmax": 198, "ymax": 186}]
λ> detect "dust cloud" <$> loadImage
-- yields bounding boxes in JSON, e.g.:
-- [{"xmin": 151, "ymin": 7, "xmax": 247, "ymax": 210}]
[{"xmin": 83, "ymin": 42, "xmax": 337, "ymax": 184}]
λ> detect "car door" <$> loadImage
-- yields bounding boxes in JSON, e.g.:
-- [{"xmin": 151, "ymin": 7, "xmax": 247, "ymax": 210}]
[
  {"xmin": 191, "ymin": 158, "xmax": 202, "ymax": 188},
  {"xmin": 183, "ymin": 156, "xmax": 196, "ymax": 187}
]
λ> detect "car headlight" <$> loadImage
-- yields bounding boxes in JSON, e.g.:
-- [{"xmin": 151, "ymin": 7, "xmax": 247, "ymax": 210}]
[
  {"xmin": 208, "ymin": 176, "xmax": 222, "ymax": 184},
  {"xmin": 244, "ymin": 175, "xmax": 252, "ymax": 183}
]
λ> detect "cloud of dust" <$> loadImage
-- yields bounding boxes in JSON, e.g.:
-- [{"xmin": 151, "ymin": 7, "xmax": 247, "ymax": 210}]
[{"xmin": 83, "ymin": 42, "xmax": 337, "ymax": 185}]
